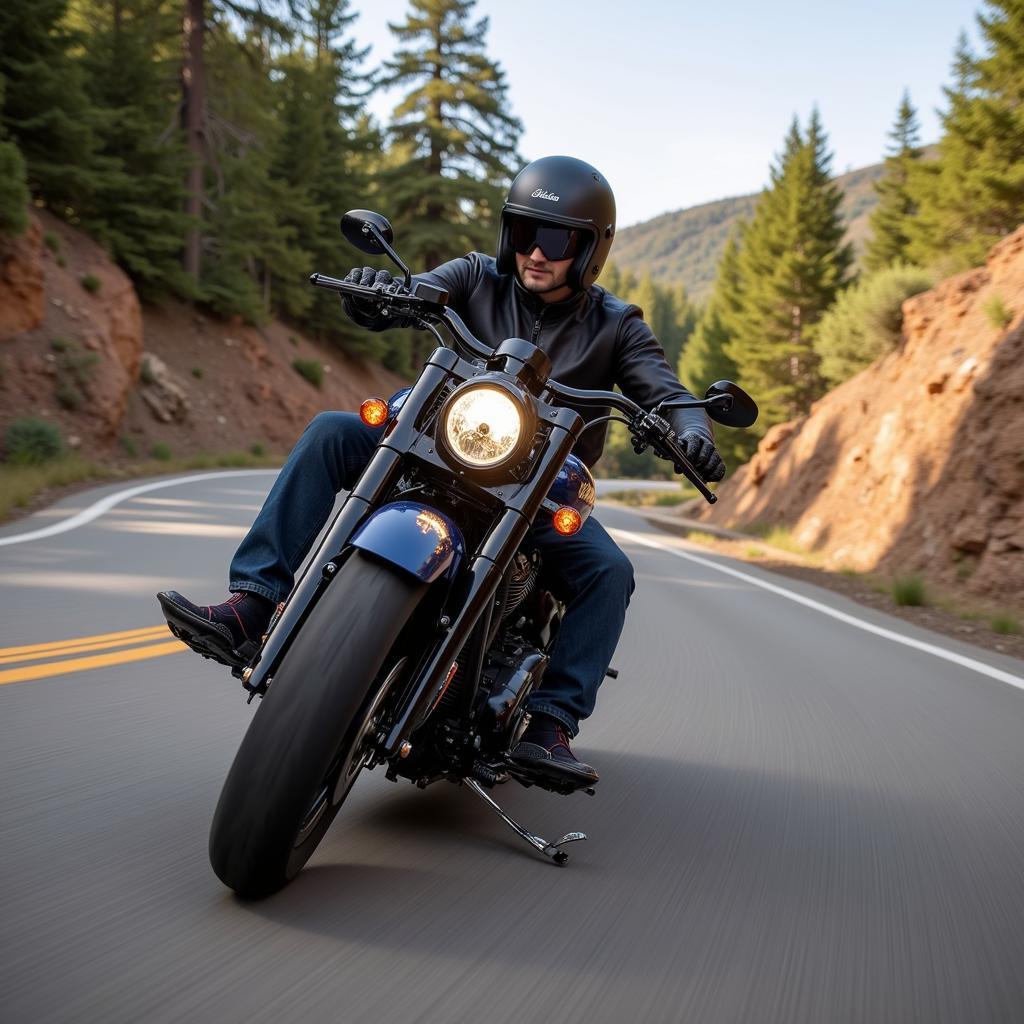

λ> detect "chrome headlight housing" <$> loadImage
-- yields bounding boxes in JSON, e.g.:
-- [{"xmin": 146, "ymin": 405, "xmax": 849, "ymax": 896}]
[{"xmin": 439, "ymin": 382, "xmax": 533, "ymax": 473}]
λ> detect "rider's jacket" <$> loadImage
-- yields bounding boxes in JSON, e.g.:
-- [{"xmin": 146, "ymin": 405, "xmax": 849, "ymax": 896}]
[{"xmin": 359, "ymin": 252, "xmax": 714, "ymax": 468}]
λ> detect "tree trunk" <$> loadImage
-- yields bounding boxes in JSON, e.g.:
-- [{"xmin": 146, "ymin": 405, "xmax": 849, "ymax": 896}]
[{"xmin": 181, "ymin": 0, "xmax": 206, "ymax": 283}]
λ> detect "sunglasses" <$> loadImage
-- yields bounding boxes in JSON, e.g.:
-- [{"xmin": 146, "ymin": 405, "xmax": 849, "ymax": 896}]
[{"xmin": 508, "ymin": 216, "xmax": 588, "ymax": 261}]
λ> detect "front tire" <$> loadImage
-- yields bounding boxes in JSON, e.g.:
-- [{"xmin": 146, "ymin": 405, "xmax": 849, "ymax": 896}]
[{"xmin": 209, "ymin": 551, "xmax": 426, "ymax": 897}]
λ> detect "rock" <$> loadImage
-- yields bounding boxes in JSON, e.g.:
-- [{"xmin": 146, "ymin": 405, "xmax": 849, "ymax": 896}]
[
  {"xmin": 700, "ymin": 223, "xmax": 1024, "ymax": 608},
  {"xmin": 139, "ymin": 352, "xmax": 189, "ymax": 423},
  {"xmin": 0, "ymin": 217, "xmax": 45, "ymax": 340}
]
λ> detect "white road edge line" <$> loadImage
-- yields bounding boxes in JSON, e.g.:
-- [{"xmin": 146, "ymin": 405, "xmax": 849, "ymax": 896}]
[
  {"xmin": 0, "ymin": 470, "xmax": 280, "ymax": 548},
  {"xmin": 610, "ymin": 526, "xmax": 1024, "ymax": 692}
]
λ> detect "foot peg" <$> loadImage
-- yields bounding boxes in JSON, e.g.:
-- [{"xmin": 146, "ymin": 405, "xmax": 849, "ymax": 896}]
[{"xmin": 463, "ymin": 778, "xmax": 587, "ymax": 865}]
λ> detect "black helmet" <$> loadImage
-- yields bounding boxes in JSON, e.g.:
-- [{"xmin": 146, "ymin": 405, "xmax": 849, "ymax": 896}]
[{"xmin": 496, "ymin": 155, "xmax": 616, "ymax": 291}]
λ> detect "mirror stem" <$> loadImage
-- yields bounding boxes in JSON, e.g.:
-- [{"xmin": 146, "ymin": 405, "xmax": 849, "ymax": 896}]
[{"xmin": 364, "ymin": 223, "xmax": 413, "ymax": 288}]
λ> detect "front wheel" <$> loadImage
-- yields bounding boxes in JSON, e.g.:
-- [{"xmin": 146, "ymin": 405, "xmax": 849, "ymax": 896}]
[{"xmin": 209, "ymin": 551, "xmax": 427, "ymax": 897}]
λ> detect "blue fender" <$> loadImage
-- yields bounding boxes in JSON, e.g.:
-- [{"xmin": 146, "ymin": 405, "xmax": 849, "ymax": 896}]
[{"xmin": 350, "ymin": 501, "xmax": 466, "ymax": 583}]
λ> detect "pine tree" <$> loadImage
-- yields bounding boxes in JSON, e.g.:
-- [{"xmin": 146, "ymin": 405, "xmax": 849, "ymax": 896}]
[
  {"xmin": 678, "ymin": 231, "xmax": 753, "ymax": 468},
  {"xmin": 0, "ymin": 0, "xmax": 104, "ymax": 214},
  {"xmin": 178, "ymin": 0, "xmax": 293, "ymax": 285},
  {"xmin": 73, "ymin": 0, "xmax": 193, "ymax": 298},
  {"xmin": 864, "ymin": 91, "xmax": 923, "ymax": 272},
  {"xmin": 906, "ymin": 6, "xmax": 1024, "ymax": 269},
  {"xmin": 727, "ymin": 111, "xmax": 853, "ymax": 430},
  {"xmin": 0, "ymin": 76, "xmax": 29, "ymax": 237},
  {"xmin": 378, "ymin": 0, "xmax": 522, "ymax": 272},
  {"xmin": 200, "ymin": 18, "xmax": 317, "ymax": 322},
  {"xmin": 274, "ymin": 0, "xmax": 379, "ymax": 352}
]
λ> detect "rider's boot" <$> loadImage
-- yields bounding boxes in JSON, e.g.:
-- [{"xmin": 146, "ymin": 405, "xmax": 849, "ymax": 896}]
[
  {"xmin": 510, "ymin": 714, "xmax": 599, "ymax": 787},
  {"xmin": 157, "ymin": 590, "xmax": 275, "ymax": 669}
]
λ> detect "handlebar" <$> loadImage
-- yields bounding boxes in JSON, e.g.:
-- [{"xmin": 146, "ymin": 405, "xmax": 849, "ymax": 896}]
[{"xmin": 310, "ymin": 271, "xmax": 718, "ymax": 502}]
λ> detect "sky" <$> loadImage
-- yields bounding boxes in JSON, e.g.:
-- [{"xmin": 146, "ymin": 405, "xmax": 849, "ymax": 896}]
[{"xmin": 346, "ymin": 0, "xmax": 984, "ymax": 228}]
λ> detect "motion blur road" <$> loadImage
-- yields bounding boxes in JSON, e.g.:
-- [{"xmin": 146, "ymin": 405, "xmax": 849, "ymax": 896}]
[{"xmin": 1, "ymin": 471, "xmax": 1023, "ymax": 1023}]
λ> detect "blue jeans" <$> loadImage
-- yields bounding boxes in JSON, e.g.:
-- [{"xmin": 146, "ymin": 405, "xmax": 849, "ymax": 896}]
[{"xmin": 229, "ymin": 413, "xmax": 635, "ymax": 735}]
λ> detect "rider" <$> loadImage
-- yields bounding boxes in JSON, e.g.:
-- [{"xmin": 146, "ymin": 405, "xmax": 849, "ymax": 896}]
[{"xmin": 158, "ymin": 155, "xmax": 725, "ymax": 789}]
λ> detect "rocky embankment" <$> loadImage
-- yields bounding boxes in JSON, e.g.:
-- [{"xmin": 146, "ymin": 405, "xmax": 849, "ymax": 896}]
[
  {"xmin": 0, "ymin": 210, "xmax": 405, "ymax": 459},
  {"xmin": 700, "ymin": 226, "xmax": 1024, "ymax": 607}
]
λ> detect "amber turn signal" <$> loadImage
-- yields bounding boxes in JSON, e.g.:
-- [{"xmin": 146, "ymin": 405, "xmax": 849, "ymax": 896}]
[
  {"xmin": 360, "ymin": 398, "xmax": 389, "ymax": 427},
  {"xmin": 552, "ymin": 506, "xmax": 582, "ymax": 536}
]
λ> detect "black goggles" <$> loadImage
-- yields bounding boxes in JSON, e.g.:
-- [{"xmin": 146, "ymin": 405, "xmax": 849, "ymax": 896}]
[{"xmin": 508, "ymin": 216, "xmax": 588, "ymax": 261}]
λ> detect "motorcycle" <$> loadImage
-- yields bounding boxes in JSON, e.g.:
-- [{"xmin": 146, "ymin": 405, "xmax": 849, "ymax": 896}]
[{"xmin": 207, "ymin": 210, "xmax": 758, "ymax": 897}]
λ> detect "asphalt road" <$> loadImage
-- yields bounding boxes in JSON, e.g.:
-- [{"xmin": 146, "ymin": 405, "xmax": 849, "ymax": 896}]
[{"xmin": 1, "ymin": 470, "xmax": 1023, "ymax": 1024}]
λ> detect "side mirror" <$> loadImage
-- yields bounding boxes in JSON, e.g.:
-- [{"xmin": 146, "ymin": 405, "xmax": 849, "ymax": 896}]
[
  {"xmin": 340, "ymin": 210, "xmax": 412, "ymax": 287},
  {"xmin": 341, "ymin": 209, "xmax": 395, "ymax": 255},
  {"xmin": 704, "ymin": 380, "xmax": 758, "ymax": 428}
]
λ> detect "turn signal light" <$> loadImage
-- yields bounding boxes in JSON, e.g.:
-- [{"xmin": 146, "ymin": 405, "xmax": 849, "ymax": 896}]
[
  {"xmin": 360, "ymin": 398, "xmax": 389, "ymax": 427},
  {"xmin": 552, "ymin": 506, "xmax": 582, "ymax": 536}
]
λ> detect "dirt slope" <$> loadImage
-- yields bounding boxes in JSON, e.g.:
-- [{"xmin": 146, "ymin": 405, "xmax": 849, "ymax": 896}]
[
  {"xmin": 0, "ymin": 209, "xmax": 406, "ymax": 461},
  {"xmin": 699, "ymin": 226, "xmax": 1024, "ymax": 608}
]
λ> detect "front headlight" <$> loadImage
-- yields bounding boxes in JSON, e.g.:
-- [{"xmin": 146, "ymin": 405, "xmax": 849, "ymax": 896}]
[{"xmin": 442, "ymin": 385, "xmax": 524, "ymax": 468}]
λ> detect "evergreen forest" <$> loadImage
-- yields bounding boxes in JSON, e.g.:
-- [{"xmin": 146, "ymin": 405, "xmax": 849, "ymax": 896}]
[{"xmin": 2, "ymin": 0, "xmax": 1023, "ymax": 476}]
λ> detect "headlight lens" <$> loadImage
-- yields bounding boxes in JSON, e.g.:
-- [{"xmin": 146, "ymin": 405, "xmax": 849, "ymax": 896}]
[{"xmin": 443, "ymin": 386, "xmax": 524, "ymax": 467}]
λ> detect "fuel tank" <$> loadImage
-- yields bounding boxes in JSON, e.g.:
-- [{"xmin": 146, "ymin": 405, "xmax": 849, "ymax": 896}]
[{"xmin": 545, "ymin": 453, "xmax": 596, "ymax": 527}]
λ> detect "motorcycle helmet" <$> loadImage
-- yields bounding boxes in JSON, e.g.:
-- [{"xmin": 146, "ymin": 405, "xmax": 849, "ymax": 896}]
[{"xmin": 496, "ymin": 155, "xmax": 616, "ymax": 291}]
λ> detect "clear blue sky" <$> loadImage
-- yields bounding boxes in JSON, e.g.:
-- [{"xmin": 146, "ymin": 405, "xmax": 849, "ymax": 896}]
[{"xmin": 350, "ymin": 0, "xmax": 983, "ymax": 227}]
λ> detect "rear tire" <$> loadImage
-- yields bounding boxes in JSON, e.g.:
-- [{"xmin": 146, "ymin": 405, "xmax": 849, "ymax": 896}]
[{"xmin": 209, "ymin": 551, "xmax": 426, "ymax": 897}]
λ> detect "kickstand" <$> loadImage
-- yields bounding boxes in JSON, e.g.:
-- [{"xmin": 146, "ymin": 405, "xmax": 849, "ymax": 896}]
[{"xmin": 463, "ymin": 778, "xmax": 587, "ymax": 866}]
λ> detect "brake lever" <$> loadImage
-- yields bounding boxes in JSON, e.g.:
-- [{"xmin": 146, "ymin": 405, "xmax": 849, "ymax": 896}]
[{"xmin": 632, "ymin": 411, "xmax": 717, "ymax": 504}]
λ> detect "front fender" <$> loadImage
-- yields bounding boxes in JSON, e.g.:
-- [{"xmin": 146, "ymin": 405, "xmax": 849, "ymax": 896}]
[{"xmin": 349, "ymin": 501, "xmax": 465, "ymax": 584}]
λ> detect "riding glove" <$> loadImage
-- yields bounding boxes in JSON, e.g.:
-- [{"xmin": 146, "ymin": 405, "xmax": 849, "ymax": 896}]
[
  {"xmin": 341, "ymin": 266, "xmax": 405, "ymax": 326},
  {"xmin": 676, "ymin": 430, "xmax": 726, "ymax": 483}
]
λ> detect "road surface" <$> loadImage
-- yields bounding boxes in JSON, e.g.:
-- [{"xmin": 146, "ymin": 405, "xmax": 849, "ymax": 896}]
[{"xmin": 1, "ymin": 470, "xmax": 1023, "ymax": 1023}]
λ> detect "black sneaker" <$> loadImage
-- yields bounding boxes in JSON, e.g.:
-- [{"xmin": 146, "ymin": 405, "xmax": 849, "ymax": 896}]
[
  {"xmin": 157, "ymin": 590, "xmax": 275, "ymax": 669},
  {"xmin": 509, "ymin": 714, "xmax": 599, "ymax": 787}
]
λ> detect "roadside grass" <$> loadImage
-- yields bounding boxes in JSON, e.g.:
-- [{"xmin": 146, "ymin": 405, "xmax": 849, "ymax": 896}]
[
  {"xmin": 0, "ymin": 450, "xmax": 283, "ymax": 524},
  {"xmin": 991, "ymin": 614, "xmax": 1021, "ymax": 635},
  {"xmin": 684, "ymin": 531, "xmax": 718, "ymax": 546},
  {"xmin": 892, "ymin": 574, "xmax": 928, "ymax": 607},
  {"xmin": 603, "ymin": 486, "xmax": 696, "ymax": 507}
]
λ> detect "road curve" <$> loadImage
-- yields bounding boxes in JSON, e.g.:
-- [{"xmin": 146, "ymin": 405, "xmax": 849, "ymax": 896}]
[{"xmin": 1, "ymin": 471, "xmax": 1023, "ymax": 1024}]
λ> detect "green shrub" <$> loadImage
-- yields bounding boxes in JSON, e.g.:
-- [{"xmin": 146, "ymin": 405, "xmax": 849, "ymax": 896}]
[
  {"xmin": 983, "ymin": 295, "xmax": 1013, "ymax": 330},
  {"xmin": 292, "ymin": 357, "xmax": 324, "ymax": 389},
  {"xmin": 54, "ymin": 342, "xmax": 99, "ymax": 409},
  {"xmin": 50, "ymin": 336, "xmax": 69, "ymax": 352},
  {"xmin": 892, "ymin": 575, "xmax": 927, "ymax": 607},
  {"xmin": 56, "ymin": 254, "xmax": 66, "ymax": 268},
  {"xmin": 3, "ymin": 417, "xmax": 64, "ymax": 465},
  {"xmin": 991, "ymin": 614, "xmax": 1021, "ymax": 635},
  {"xmin": 814, "ymin": 264, "xmax": 934, "ymax": 386},
  {"xmin": 149, "ymin": 442, "xmax": 172, "ymax": 461},
  {"xmin": 288, "ymin": 334, "xmax": 299, "ymax": 348},
  {"xmin": 80, "ymin": 274, "xmax": 102, "ymax": 294},
  {"xmin": 120, "ymin": 436, "xmax": 138, "ymax": 457},
  {"xmin": 250, "ymin": 442, "xmax": 266, "ymax": 457},
  {"xmin": 0, "ymin": 140, "xmax": 29, "ymax": 237},
  {"xmin": 43, "ymin": 231, "xmax": 60, "ymax": 253},
  {"xmin": 191, "ymin": 366, "xmax": 204, "ymax": 379}
]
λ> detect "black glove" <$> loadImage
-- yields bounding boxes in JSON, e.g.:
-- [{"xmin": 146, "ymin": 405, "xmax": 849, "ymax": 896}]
[
  {"xmin": 341, "ymin": 266, "xmax": 403, "ymax": 323},
  {"xmin": 676, "ymin": 430, "xmax": 726, "ymax": 483}
]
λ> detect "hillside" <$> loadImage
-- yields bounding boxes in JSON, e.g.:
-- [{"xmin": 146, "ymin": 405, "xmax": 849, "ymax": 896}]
[
  {"xmin": 696, "ymin": 225, "xmax": 1024, "ymax": 610},
  {"xmin": 0, "ymin": 210, "xmax": 406, "ymax": 468},
  {"xmin": 611, "ymin": 159, "xmax": 891, "ymax": 301}
]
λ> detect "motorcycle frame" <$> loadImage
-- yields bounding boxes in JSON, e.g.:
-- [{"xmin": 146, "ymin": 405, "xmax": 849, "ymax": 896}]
[{"xmin": 243, "ymin": 341, "xmax": 584, "ymax": 761}]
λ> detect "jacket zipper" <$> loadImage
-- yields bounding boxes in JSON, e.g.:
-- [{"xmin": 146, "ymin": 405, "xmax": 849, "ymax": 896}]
[{"xmin": 531, "ymin": 310, "xmax": 545, "ymax": 343}]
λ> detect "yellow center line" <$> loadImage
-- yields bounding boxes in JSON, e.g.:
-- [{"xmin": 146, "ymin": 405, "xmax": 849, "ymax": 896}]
[
  {"xmin": 0, "ymin": 625, "xmax": 172, "ymax": 658},
  {"xmin": 0, "ymin": 628, "xmax": 170, "ymax": 665},
  {"xmin": 0, "ymin": 641, "xmax": 187, "ymax": 686}
]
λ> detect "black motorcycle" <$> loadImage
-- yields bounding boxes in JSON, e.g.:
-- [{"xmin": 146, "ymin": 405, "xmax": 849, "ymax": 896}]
[{"xmin": 208, "ymin": 211, "xmax": 758, "ymax": 897}]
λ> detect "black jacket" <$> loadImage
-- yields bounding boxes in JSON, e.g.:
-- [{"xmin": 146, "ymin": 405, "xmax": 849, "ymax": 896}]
[{"xmin": 360, "ymin": 252, "xmax": 713, "ymax": 469}]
